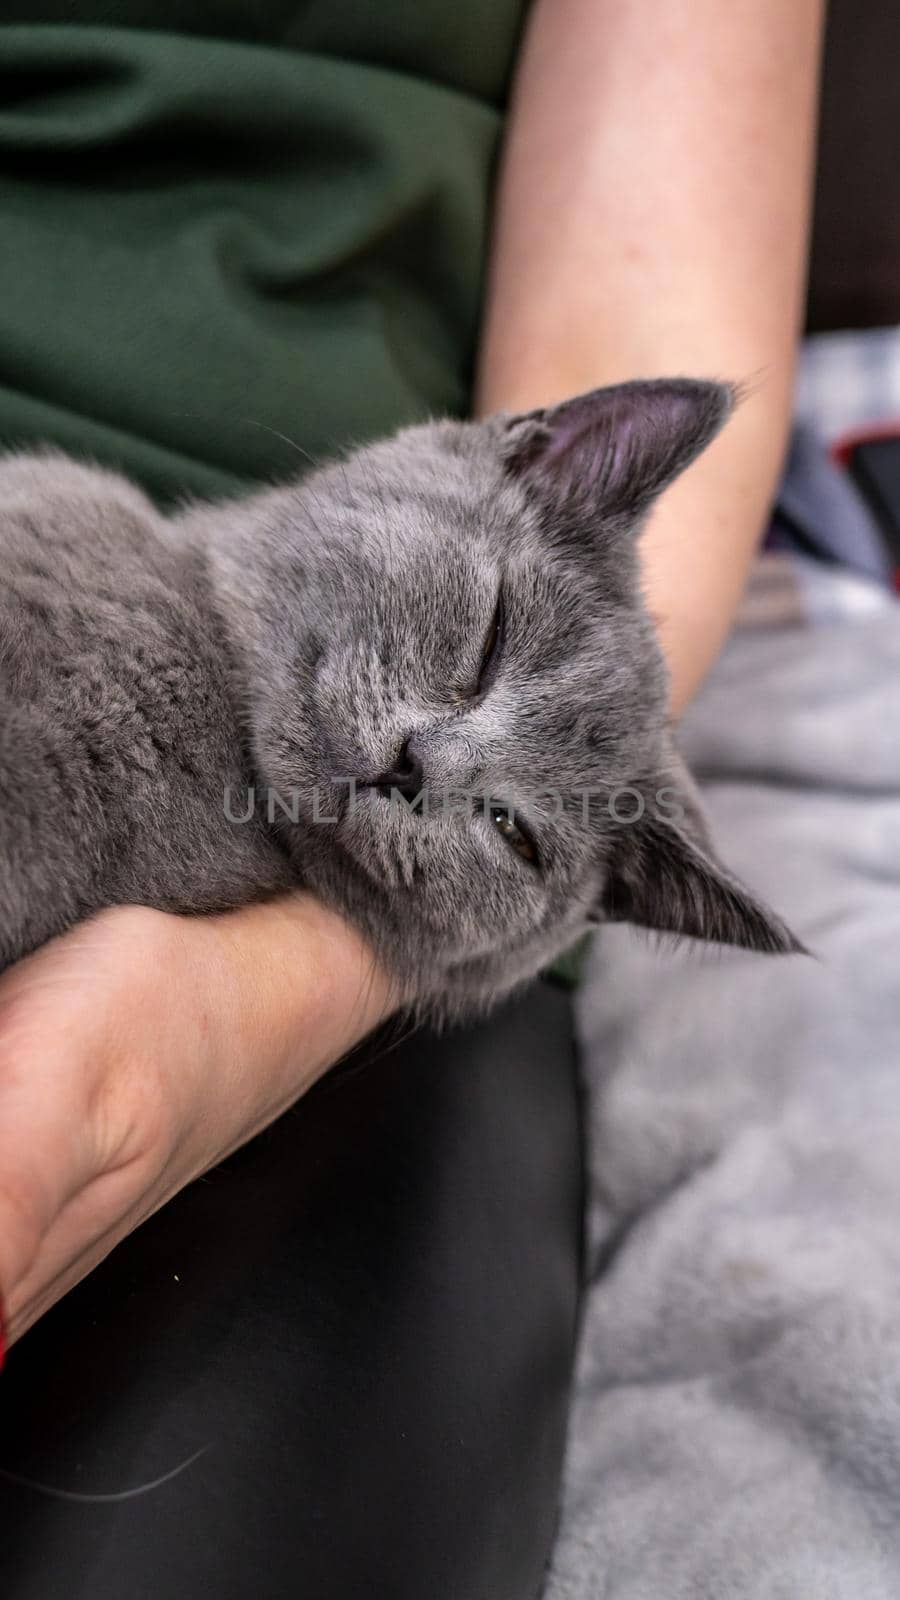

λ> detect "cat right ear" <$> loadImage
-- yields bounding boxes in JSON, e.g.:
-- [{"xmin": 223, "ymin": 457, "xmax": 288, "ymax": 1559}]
[
  {"xmin": 499, "ymin": 378, "xmax": 735, "ymax": 530},
  {"xmin": 594, "ymin": 808, "xmax": 806, "ymax": 956}
]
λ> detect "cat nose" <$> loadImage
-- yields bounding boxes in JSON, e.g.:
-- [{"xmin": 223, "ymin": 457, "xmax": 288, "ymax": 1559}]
[{"xmin": 372, "ymin": 737, "xmax": 426, "ymax": 801}]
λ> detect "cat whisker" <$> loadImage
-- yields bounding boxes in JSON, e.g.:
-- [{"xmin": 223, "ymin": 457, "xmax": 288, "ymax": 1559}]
[{"xmin": 237, "ymin": 417, "xmax": 321, "ymax": 472}]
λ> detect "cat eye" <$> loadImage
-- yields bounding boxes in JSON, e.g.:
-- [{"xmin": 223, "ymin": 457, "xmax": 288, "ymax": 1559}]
[
  {"xmin": 489, "ymin": 804, "xmax": 538, "ymax": 866},
  {"xmin": 475, "ymin": 587, "xmax": 505, "ymax": 696}
]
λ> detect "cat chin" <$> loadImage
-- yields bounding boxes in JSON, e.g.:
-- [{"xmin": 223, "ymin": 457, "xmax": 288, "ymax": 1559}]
[
  {"xmin": 406, "ymin": 968, "xmax": 559, "ymax": 1031},
  {"xmin": 290, "ymin": 843, "xmax": 567, "ymax": 1023},
  {"xmin": 394, "ymin": 925, "xmax": 590, "ymax": 1028}
]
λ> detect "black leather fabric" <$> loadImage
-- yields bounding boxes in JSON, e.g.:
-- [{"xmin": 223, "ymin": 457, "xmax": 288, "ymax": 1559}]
[{"xmin": 0, "ymin": 982, "xmax": 583, "ymax": 1600}]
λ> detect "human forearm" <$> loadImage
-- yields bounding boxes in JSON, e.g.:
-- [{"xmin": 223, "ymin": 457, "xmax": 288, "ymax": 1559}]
[
  {"xmin": 0, "ymin": 897, "xmax": 393, "ymax": 1348},
  {"xmin": 476, "ymin": 0, "xmax": 823, "ymax": 711}
]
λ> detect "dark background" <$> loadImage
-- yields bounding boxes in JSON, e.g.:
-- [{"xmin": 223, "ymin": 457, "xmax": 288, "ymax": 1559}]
[{"xmin": 807, "ymin": 0, "xmax": 900, "ymax": 331}]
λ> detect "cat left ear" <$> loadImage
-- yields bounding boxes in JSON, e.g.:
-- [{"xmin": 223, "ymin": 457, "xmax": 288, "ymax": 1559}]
[
  {"xmin": 501, "ymin": 378, "xmax": 735, "ymax": 528},
  {"xmin": 596, "ymin": 810, "xmax": 806, "ymax": 955}
]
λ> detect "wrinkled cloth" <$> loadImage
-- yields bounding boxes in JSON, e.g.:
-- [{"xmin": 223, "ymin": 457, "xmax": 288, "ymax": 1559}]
[
  {"xmin": 546, "ymin": 552, "xmax": 900, "ymax": 1599},
  {"xmin": 0, "ymin": 3, "xmax": 526, "ymax": 503},
  {"xmin": 796, "ymin": 324, "xmax": 900, "ymax": 444},
  {"xmin": 769, "ymin": 421, "xmax": 892, "ymax": 584}
]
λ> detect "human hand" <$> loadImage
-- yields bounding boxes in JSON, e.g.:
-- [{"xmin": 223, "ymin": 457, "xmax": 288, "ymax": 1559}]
[{"xmin": 0, "ymin": 897, "xmax": 393, "ymax": 1359}]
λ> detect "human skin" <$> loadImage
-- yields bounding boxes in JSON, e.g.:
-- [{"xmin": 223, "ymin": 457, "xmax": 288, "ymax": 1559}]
[
  {"xmin": 0, "ymin": 901, "xmax": 395, "ymax": 1349},
  {"xmin": 0, "ymin": 0, "xmax": 823, "ymax": 1352},
  {"xmin": 475, "ymin": 0, "xmax": 824, "ymax": 715}
]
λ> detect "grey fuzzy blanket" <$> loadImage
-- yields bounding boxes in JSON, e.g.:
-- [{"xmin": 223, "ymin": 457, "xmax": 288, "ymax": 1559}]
[{"xmin": 545, "ymin": 552, "xmax": 900, "ymax": 1599}]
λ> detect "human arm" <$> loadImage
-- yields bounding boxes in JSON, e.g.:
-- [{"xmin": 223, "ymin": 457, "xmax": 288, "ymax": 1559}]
[
  {"xmin": 475, "ymin": 0, "xmax": 823, "ymax": 713},
  {"xmin": 0, "ymin": 898, "xmax": 393, "ymax": 1351}
]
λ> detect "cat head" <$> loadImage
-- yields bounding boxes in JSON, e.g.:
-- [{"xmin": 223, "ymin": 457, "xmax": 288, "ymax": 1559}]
[{"xmin": 205, "ymin": 378, "xmax": 801, "ymax": 1018}]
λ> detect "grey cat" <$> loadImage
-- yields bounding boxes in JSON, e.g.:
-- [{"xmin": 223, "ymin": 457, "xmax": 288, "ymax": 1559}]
[{"xmin": 0, "ymin": 380, "xmax": 801, "ymax": 1018}]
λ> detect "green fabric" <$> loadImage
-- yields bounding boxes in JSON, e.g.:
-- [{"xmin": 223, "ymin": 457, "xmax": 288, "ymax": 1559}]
[
  {"xmin": 544, "ymin": 934, "xmax": 590, "ymax": 991},
  {"xmin": 0, "ymin": 2, "xmax": 527, "ymax": 503}
]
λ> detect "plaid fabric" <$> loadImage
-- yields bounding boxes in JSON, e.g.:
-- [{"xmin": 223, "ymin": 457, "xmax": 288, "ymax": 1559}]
[
  {"xmin": 795, "ymin": 324, "xmax": 900, "ymax": 442},
  {"xmin": 768, "ymin": 328, "xmax": 900, "ymax": 585}
]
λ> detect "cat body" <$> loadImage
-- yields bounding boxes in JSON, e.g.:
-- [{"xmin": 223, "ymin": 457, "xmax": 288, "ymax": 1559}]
[
  {"xmin": 0, "ymin": 455, "xmax": 294, "ymax": 964},
  {"xmin": 0, "ymin": 383, "xmax": 800, "ymax": 1017}
]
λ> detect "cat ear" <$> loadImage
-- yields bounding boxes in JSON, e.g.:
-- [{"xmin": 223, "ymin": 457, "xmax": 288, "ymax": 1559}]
[
  {"xmin": 596, "ymin": 808, "xmax": 805, "ymax": 955},
  {"xmin": 501, "ymin": 378, "xmax": 735, "ymax": 526}
]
